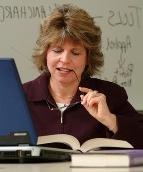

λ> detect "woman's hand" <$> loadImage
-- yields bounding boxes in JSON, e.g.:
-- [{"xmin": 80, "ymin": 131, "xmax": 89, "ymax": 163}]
[{"xmin": 79, "ymin": 87, "xmax": 118, "ymax": 133}]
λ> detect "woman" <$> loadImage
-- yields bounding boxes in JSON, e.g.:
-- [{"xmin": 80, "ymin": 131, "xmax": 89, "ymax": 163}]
[{"xmin": 23, "ymin": 4, "xmax": 143, "ymax": 148}]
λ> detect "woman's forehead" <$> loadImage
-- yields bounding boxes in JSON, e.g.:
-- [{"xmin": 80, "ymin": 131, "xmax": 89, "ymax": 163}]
[{"xmin": 51, "ymin": 37, "xmax": 84, "ymax": 47}]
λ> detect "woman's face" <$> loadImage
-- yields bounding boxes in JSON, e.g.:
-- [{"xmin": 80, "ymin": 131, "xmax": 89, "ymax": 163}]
[{"xmin": 46, "ymin": 39, "xmax": 87, "ymax": 84}]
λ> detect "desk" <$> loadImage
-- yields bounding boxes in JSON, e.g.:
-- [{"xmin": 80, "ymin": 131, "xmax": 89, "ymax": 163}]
[
  {"xmin": 0, "ymin": 162, "xmax": 143, "ymax": 172},
  {"xmin": 0, "ymin": 162, "xmax": 70, "ymax": 172}
]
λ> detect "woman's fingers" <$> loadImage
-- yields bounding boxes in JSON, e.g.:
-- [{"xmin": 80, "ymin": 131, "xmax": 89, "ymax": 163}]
[{"xmin": 79, "ymin": 87, "xmax": 98, "ymax": 106}]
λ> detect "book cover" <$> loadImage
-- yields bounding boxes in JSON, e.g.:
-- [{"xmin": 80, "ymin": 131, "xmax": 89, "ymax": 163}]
[{"xmin": 71, "ymin": 149, "xmax": 143, "ymax": 167}]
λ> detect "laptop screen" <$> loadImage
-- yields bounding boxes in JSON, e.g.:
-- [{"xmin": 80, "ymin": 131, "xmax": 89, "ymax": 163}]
[{"xmin": 0, "ymin": 58, "xmax": 37, "ymax": 145}]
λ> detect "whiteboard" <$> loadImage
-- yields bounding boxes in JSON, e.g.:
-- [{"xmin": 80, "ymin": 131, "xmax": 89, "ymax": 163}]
[{"xmin": 0, "ymin": 0, "xmax": 143, "ymax": 110}]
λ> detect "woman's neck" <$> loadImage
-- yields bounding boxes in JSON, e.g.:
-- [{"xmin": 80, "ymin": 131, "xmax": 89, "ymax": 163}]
[{"xmin": 49, "ymin": 79, "xmax": 79, "ymax": 104}]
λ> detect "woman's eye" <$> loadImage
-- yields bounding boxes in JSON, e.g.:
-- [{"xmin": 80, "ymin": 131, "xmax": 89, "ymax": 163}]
[
  {"xmin": 72, "ymin": 51, "xmax": 80, "ymax": 56},
  {"xmin": 52, "ymin": 48, "xmax": 62, "ymax": 53}
]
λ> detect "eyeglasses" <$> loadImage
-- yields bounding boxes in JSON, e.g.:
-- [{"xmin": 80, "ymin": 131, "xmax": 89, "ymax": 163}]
[
  {"xmin": 45, "ymin": 70, "xmax": 82, "ymax": 111},
  {"xmin": 46, "ymin": 99, "xmax": 81, "ymax": 111}
]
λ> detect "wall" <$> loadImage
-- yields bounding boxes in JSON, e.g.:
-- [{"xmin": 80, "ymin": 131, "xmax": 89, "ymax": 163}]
[{"xmin": 0, "ymin": 0, "xmax": 143, "ymax": 110}]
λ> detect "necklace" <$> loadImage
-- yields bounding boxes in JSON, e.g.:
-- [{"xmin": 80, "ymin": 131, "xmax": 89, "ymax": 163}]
[
  {"xmin": 49, "ymin": 80, "xmax": 77, "ymax": 104},
  {"xmin": 53, "ymin": 93, "xmax": 73, "ymax": 100},
  {"xmin": 51, "ymin": 90, "xmax": 75, "ymax": 104}
]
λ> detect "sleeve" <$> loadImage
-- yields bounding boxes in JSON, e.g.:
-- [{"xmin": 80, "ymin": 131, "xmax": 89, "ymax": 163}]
[{"xmin": 106, "ymin": 85, "xmax": 143, "ymax": 149}]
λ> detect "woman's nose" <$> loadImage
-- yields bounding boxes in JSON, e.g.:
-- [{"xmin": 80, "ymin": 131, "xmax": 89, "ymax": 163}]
[{"xmin": 59, "ymin": 52, "xmax": 71, "ymax": 63}]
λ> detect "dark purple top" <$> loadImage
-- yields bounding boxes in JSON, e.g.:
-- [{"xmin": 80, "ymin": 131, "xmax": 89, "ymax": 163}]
[{"xmin": 23, "ymin": 72, "xmax": 143, "ymax": 148}]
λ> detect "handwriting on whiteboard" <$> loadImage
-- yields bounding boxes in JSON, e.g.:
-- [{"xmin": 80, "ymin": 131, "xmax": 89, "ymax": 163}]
[{"xmin": 0, "ymin": 3, "xmax": 142, "ymax": 88}]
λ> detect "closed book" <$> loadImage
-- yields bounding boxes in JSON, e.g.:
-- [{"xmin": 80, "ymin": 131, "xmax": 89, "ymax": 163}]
[
  {"xmin": 71, "ymin": 166, "xmax": 143, "ymax": 172},
  {"xmin": 71, "ymin": 149, "xmax": 143, "ymax": 167}
]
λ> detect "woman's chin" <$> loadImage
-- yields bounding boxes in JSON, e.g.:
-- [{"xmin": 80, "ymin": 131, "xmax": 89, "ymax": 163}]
[{"xmin": 56, "ymin": 78, "xmax": 74, "ymax": 84}]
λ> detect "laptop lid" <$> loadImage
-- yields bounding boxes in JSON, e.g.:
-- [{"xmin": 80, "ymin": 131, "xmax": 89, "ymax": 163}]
[
  {"xmin": 0, "ymin": 58, "xmax": 37, "ymax": 145},
  {"xmin": 0, "ymin": 58, "xmax": 71, "ymax": 162}
]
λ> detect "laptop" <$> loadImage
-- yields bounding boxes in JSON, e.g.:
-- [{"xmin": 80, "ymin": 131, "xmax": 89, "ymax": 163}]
[{"xmin": 0, "ymin": 58, "xmax": 71, "ymax": 162}]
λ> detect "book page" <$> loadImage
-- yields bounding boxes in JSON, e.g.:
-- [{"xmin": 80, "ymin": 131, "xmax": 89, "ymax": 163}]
[
  {"xmin": 80, "ymin": 138, "xmax": 133, "ymax": 152},
  {"xmin": 37, "ymin": 134, "xmax": 81, "ymax": 150}
]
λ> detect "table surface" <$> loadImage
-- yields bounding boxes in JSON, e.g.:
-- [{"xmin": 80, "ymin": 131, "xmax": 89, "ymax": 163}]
[{"xmin": 0, "ymin": 162, "xmax": 143, "ymax": 172}]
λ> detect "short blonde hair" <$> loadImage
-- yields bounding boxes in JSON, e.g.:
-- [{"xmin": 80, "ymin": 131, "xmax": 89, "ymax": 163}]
[{"xmin": 33, "ymin": 4, "xmax": 104, "ymax": 77}]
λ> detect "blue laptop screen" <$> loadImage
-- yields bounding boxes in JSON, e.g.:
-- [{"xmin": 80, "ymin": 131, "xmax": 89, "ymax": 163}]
[{"xmin": 0, "ymin": 58, "xmax": 37, "ymax": 145}]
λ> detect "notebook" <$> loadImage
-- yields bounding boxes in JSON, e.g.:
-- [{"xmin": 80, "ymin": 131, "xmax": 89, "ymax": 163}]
[{"xmin": 0, "ymin": 57, "xmax": 71, "ymax": 162}]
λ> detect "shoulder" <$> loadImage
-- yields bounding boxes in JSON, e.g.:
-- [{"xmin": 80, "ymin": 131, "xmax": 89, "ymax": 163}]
[
  {"xmin": 85, "ymin": 77, "xmax": 128, "ymax": 101},
  {"xmin": 86, "ymin": 77, "xmax": 129, "ymax": 112},
  {"xmin": 23, "ymin": 72, "xmax": 49, "ymax": 101},
  {"xmin": 23, "ymin": 75, "xmax": 40, "ymax": 94},
  {"xmin": 86, "ymin": 77, "xmax": 126, "ymax": 93}
]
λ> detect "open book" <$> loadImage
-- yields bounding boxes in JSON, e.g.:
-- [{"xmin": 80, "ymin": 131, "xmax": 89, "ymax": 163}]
[{"xmin": 37, "ymin": 134, "xmax": 133, "ymax": 153}]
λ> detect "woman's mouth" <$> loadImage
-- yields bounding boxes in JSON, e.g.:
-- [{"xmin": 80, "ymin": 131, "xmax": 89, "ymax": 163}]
[
  {"xmin": 56, "ymin": 67, "xmax": 73, "ymax": 72},
  {"xmin": 56, "ymin": 67, "xmax": 79, "ymax": 82}
]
